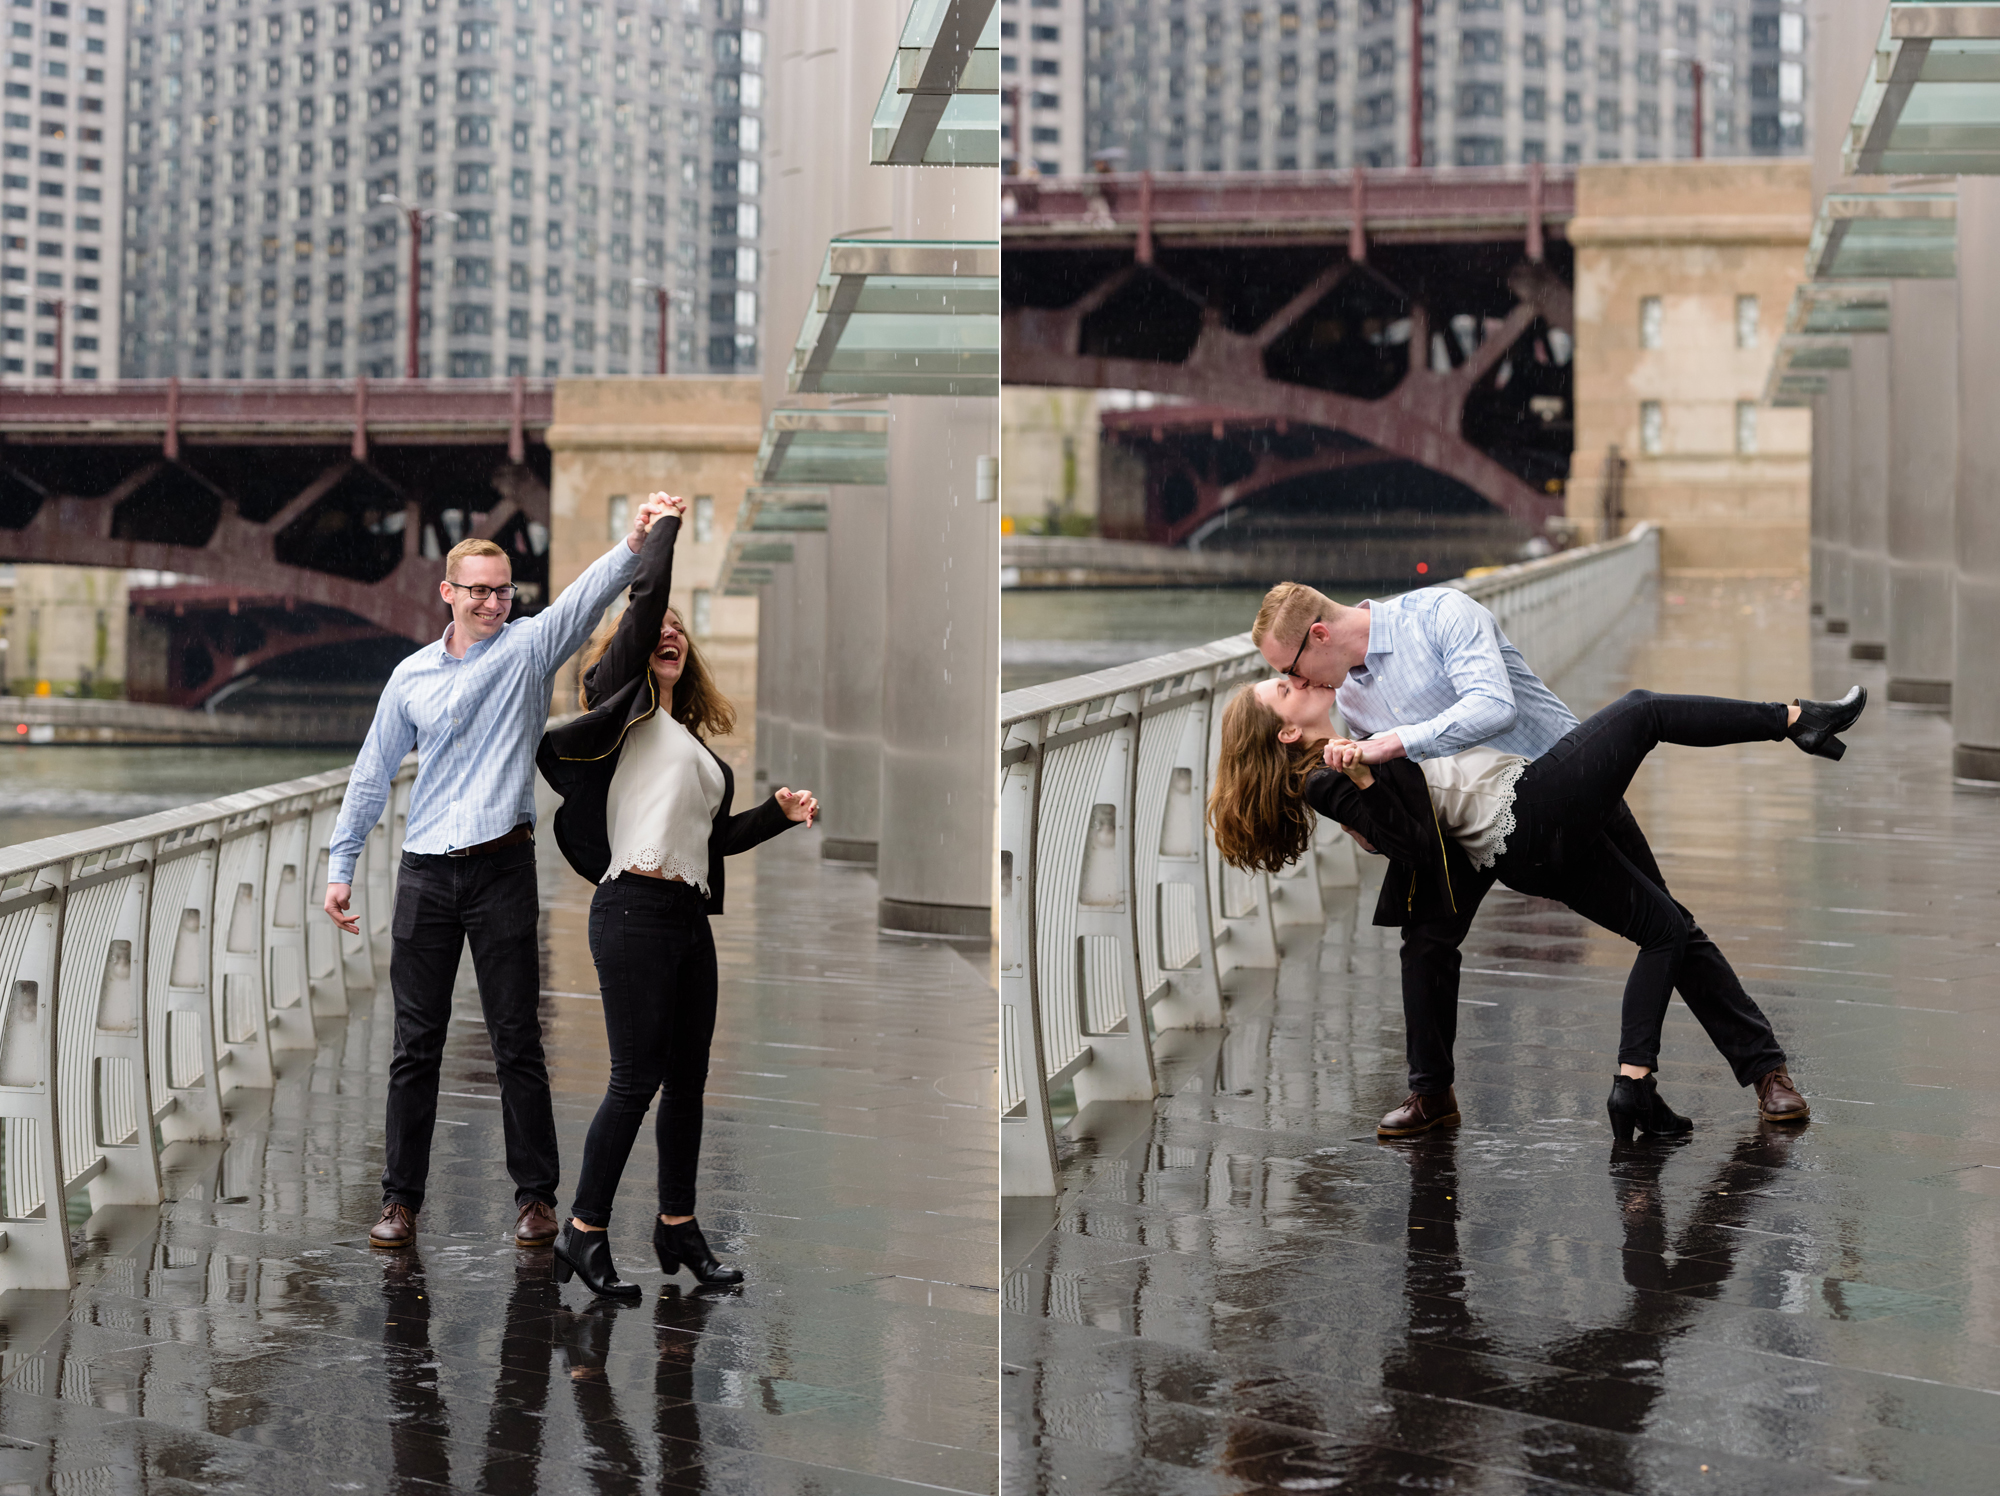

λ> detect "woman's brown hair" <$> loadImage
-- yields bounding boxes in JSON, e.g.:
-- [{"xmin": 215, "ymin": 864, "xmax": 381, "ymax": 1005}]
[
  {"xmin": 576, "ymin": 606, "xmax": 736, "ymax": 741},
  {"xmin": 1207, "ymin": 686, "xmax": 1323, "ymax": 872}
]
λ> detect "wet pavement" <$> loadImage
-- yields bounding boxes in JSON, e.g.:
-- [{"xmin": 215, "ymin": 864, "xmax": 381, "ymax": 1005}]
[
  {"xmin": 0, "ymin": 821, "xmax": 998, "ymax": 1494},
  {"xmin": 1003, "ymin": 577, "xmax": 2000, "ymax": 1495}
]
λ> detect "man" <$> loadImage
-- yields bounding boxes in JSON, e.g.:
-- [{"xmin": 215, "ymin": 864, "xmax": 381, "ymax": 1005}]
[
  {"xmin": 325, "ymin": 493, "xmax": 674, "ymax": 1250},
  {"xmin": 1251, "ymin": 580, "xmax": 1810, "ymax": 1137}
]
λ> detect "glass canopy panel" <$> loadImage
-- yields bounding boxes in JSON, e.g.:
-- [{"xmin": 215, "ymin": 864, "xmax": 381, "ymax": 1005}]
[
  {"xmin": 1763, "ymin": 366, "xmax": 1830, "ymax": 405},
  {"xmin": 1805, "ymin": 193, "xmax": 1956, "ymax": 279},
  {"xmin": 1785, "ymin": 282, "xmax": 1893, "ymax": 336},
  {"xmin": 716, "ymin": 533, "xmax": 793, "ymax": 595},
  {"xmin": 870, "ymin": 0, "xmax": 1000, "ymax": 166},
  {"xmin": 789, "ymin": 240, "xmax": 1001, "ymax": 398},
  {"xmin": 741, "ymin": 486, "xmax": 831, "ymax": 532},
  {"xmin": 1778, "ymin": 336, "xmax": 1854, "ymax": 372},
  {"xmin": 1847, "ymin": 5, "xmax": 2000, "ymax": 174},
  {"xmin": 754, "ymin": 408, "xmax": 890, "ymax": 486}
]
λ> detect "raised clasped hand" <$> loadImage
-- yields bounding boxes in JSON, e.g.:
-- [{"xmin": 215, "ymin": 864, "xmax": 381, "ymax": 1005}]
[
  {"xmin": 775, "ymin": 787, "xmax": 818, "ymax": 827},
  {"xmin": 1322, "ymin": 737, "xmax": 1361, "ymax": 772}
]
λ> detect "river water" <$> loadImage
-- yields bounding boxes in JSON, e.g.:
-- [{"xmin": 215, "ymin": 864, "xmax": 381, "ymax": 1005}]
[
  {"xmin": 1001, "ymin": 585, "xmax": 1367, "ymax": 693},
  {"xmin": 0, "ymin": 745, "xmax": 354, "ymax": 851}
]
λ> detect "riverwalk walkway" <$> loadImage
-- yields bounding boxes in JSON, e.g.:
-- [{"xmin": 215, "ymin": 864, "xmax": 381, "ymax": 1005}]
[
  {"xmin": 0, "ymin": 823, "xmax": 998, "ymax": 1495},
  {"xmin": 1004, "ymin": 577, "xmax": 2000, "ymax": 1494}
]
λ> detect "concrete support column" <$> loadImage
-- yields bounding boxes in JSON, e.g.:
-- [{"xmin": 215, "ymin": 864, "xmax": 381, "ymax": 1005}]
[
  {"xmin": 754, "ymin": 565, "xmax": 794, "ymax": 798},
  {"xmin": 1954, "ymin": 178, "xmax": 2000, "ymax": 782},
  {"xmin": 1846, "ymin": 333, "xmax": 1891, "ymax": 659},
  {"xmin": 782, "ymin": 531, "xmax": 828, "ymax": 798},
  {"xmin": 1886, "ymin": 279, "xmax": 1956, "ymax": 708},
  {"xmin": 1823, "ymin": 367, "xmax": 1853, "ymax": 634},
  {"xmin": 877, "ymin": 397, "xmax": 998, "ymax": 939},
  {"xmin": 752, "ymin": 577, "xmax": 772, "ymax": 794},
  {"xmin": 1809, "ymin": 391, "xmax": 1827, "ymax": 619},
  {"xmin": 820, "ymin": 485, "xmax": 887, "ymax": 865}
]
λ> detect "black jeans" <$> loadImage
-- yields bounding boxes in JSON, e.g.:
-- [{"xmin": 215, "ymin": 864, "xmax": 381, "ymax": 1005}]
[
  {"xmin": 382, "ymin": 842, "xmax": 559, "ymax": 1213},
  {"xmin": 1401, "ymin": 690, "xmax": 1791, "ymax": 1091},
  {"xmin": 570, "ymin": 874, "xmax": 719, "ymax": 1227}
]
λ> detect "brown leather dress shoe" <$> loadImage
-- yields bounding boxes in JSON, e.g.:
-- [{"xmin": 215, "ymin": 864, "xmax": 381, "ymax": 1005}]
[
  {"xmin": 369, "ymin": 1202, "xmax": 417, "ymax": 1250},
  {"xmin": 514, "ymin": 1199, "xmax": 560, "ymax": 1248},
  {"xmin": 1753, "ymin": 1069, "xmax": 1811, "ymax": 1123},
  {"xmin": 1377, "ymin": 1087, "xmax": 1462, "ymax": 1138}
]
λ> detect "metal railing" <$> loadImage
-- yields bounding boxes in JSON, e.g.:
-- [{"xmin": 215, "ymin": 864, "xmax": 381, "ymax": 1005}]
[
  {"xmin": 999, "ymin": 523, "xmax": 1661, "ymax": 1194},
  {"xmin": 0, "ymin": 759, "xmax": 413, "ymax": 1289}
]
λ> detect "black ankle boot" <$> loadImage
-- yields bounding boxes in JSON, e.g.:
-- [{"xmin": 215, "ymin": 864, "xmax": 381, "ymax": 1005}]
[
  {"xmin": 654, "ymin": 1217, "xmax": 744, "ymax": 1286},
  {"xmin": 551, "ymin": 1222, "xmax": 642, "ymax": 1300},
  {"xmin": 1788, "ymin": 686, "xmax": 1866, "ymax": 761},
  {"xmin": 1606, "ymin": 1074, "xmax": 1695, "ymax": 1143}
]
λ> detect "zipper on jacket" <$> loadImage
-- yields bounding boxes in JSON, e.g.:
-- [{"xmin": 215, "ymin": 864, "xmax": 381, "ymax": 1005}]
[
  {"xmin": 556, "ymin": 670, "xmax": 660, "ymax": 763},
  {"xmin": 1428, "ymin": 795, "xmax": 1457, "ymax": 915}
]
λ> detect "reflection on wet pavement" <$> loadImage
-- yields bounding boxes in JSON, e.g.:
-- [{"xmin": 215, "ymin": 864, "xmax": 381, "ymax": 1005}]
[
  {"xmin": 1004, "ymin": 579, "xmax": 2000, "ymax": 1494},
  {"xmin": 0, "ymin": 827, "xmax": 997, "ymax": 1495}
]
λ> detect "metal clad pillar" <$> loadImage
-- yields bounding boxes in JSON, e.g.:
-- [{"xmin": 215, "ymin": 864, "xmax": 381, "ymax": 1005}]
[
  {"xmin": 756, "ymin": 563, "xmax": 796, "ymax": 800},
  {"xmin": 753, "ymin": 577, "xmax": 775, "ymax": 796},
  {"xmin": 821, "ymin": 485, "xmax": 887, "ymax": 865},
  {"xmin": 1810, "ymin": 390, "xmax": 1827, "ymax": 620},
  {"xmin": 877, "ymin": 395, "xmax": 999, "ymax": 940},
  {"xmin": 1824, "ymin": 366, "xmax": 1854, "ymax": 635},
  {"xmin": 1887, "ymin": 278, "xmax": 1957, "ymax": 708},
  {"xmin": 1954, "ymin": 178, "xmax": 2000, "ymax": 782},
  {"xmin": 785, "ymin": 531, "xmax": 829, "ymax": 798},
  {"xmin": 1847, "ymin": 332, "xmax": 1891, "ymax": 659}
]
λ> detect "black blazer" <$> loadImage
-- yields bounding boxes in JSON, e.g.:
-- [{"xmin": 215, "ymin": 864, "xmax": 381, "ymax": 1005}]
[
  {"xmin": 1301, "ymin": 756, "xmax": 1483, "ymax": 929},
  {"xmin": 535, "ymin": 515, "xmax": 794, "ymax": 914}
]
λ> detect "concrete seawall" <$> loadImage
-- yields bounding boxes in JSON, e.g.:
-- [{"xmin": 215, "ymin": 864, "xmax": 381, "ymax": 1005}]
[{"xmin": 1, "ymin": 695, "xmax": 375, "ymax": 746}]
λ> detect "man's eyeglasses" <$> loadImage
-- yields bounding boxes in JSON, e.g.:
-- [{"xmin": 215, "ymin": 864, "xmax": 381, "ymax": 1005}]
[
  {"xmin": 447, "ymin": 582, "xmax": 518, "ymax": 603},
  {"xmin": 1282, "ymin": 617, "xmax": 1321, "ymax": 684}
]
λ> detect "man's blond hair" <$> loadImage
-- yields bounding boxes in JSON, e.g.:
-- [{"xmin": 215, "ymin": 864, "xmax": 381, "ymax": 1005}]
[
  {"xmin": 1251, "ymin": 581, "xmax": 1339, "ymax": 652},
  {"xmin": 444, "ymin": 536, "xmax": 508, "ymax": 581}
]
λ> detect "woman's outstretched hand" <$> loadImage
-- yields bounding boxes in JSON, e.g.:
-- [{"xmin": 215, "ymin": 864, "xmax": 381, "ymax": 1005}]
[{"xmin": 775, "ymin": 788, "xmax": 818, "ymax": 826}]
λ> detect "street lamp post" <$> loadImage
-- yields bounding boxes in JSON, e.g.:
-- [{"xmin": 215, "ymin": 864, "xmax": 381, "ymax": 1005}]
[
  {"xmin": 39, "ymin": 297, "xmax": 64, "ymax": 382},
  {"xmin": 631, "ymin": 277, "xmax": 672, "ymax": 375},
  {"xmin": 377, "ymin": 194, "xmax": 457, "ymax": 379},
  {"xmin": 1691, "ymin": 59, "xmax": 1706, "ymax": 159},
  {"xmin": 1665, "ymin": 51, "xmax": 1707, "ymax": 159},
  {"xmin": 1410, "ymin": 0, "xmax": 1424, "ymax": 169}
]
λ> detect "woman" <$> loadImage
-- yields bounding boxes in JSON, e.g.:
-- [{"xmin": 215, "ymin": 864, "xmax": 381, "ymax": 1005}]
[
  {"xmin": 1210, "ymin": 676, "xmax": 1864, "ymax": 1140},
  {"xmin": 536, "ymin": 492, "xmax": 818, "ymax": 1299}
]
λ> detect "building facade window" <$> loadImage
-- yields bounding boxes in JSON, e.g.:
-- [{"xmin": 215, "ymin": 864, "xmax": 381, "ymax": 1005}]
[
  {"xmin": 1639, "ymin": 296, "xmax": 1663, "ymax": 349},
  {"xmin": 1639, "ymin": 400, "xmax": 1664, "ymax": 456},
  {"xmin": 1735, "ymin": 401, "xmax": 1757, "ymax": 455}
]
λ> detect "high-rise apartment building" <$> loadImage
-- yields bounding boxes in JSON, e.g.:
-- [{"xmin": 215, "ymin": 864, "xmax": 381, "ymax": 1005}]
[
  {"xmin": 1004, "ymin": 0, "xmax": 1806, "ymax": 176},
  {"xmin": 118, "ymin": 0, "xmax": 764, "ymax": 381},
  {"xmin": 0, "ymin": 0, "xmax": 125, "ymax": 382}
]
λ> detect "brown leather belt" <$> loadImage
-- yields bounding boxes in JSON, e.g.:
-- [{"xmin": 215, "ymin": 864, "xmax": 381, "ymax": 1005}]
[{"xmin": 446, "ymin": 823, "xmax": 533, "ymax": 858}]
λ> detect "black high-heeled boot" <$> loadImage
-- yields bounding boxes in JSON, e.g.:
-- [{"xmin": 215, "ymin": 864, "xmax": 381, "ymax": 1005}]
[
  {"xmin": 654, "ymin": 1217, "xmax": 744, "ymax": 1286},
  {"xmin": 551, "ymin": 1222, "xmax": 642, "ymax": 1300},
  {"xmin": 1606, "ymin": 1074, "xmax": 1695, "ymax": 1143},
  {"xmin": 1788, "ymin": 686, "xmax": 1866, "ymax": 761}
]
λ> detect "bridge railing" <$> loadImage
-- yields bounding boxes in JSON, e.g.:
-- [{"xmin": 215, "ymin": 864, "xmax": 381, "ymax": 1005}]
[
  {"xmin": 0, "ymin": 760, "xmax": 411, "ymax": 1289},
  {"xmin": 999, "ymin": 523, "xmax": 1661, "ymax": 1195}
]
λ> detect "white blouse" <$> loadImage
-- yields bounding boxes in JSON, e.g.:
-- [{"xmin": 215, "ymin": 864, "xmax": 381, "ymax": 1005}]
[
  {"xmin": 1388, "ymin": 725, "xmax": 1530, "ymax": 871},
  {"xmin": 602, "ymin": 707, "xmax": 725, "ymax": 889}
]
